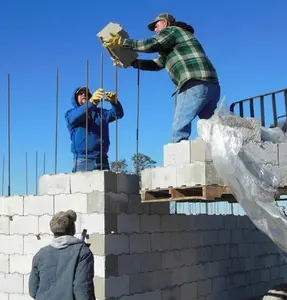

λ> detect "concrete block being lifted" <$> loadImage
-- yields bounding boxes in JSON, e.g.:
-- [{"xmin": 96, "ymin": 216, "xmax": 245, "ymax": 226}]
[{"xmin": 97, "ymin": 22, "xmax": 138, "ymax": 68}]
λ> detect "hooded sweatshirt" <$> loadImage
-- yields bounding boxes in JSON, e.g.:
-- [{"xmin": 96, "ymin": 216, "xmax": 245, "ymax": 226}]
[
  {"xmin": 65, "ymin": 88, "xmax": 124, "ymax": 159},
  {"xmin": 29, "ymin": 235, "xmax": 95, "ymax": 300}
]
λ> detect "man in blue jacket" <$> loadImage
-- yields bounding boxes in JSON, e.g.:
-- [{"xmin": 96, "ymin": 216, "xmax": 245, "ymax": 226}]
[{"xmin": 65, "ymin": 86, "xmax": 124, "ymax": 172}]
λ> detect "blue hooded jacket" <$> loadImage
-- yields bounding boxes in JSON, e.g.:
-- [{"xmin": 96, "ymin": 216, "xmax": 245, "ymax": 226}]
[{"xmin": 65, "ymin": 88, "xmax": 124, "ymax": 159}]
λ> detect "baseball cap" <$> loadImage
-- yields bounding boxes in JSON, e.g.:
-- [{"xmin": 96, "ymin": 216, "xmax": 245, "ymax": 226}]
[{"xmin": 147, "ymin": 13, "xmax": 176, "ymax": 31}]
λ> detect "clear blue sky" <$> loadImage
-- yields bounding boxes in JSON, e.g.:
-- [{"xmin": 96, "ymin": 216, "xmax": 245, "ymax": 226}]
[{"xmin": 1, "ymin": 0, "xmax": 287, "ymax": 195}]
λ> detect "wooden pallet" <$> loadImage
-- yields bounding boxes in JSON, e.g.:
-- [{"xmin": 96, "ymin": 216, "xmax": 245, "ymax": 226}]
[
  {"xmin": 141, "ymin": 185, "xmax": 235, "ymax": 203},
  {"xmin": 141, "ymin": 185, "xmax": 287, "ymax": 203}
]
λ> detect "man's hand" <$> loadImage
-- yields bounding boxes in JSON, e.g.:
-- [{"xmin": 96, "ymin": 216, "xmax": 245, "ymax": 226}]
[
  {"xmin": 102, "ymin": 33, "xmax": 122, "ymax": 49},
  {"xmin": 90, "ymin": 88, "xmax": 104, "ymax": 105},
  {"xmin": 105, "ymin": 92, "xmax": 117, "ymax": 104}
]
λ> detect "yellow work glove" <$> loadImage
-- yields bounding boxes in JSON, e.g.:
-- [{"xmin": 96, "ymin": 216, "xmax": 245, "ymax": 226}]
[
  {"xmin": 105, "ymin": 92, "xmax": 117, "ymax": 104},
  {"xmin": 90, "ymin": 88, "xmax": 104, "ymax": 105},
  {"xmin": 102, "ymin": 33, "xmax": 122, "ymax": 49}
]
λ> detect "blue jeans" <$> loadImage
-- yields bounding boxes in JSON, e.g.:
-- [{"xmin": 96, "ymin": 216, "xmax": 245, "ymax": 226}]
[
  {"xmin": 171, "ymin": 80, "xmax": 221, "ymax": 143},
  {"xmin": 72, "ymin": 157, "xmax": 110, "ymax": 173}
]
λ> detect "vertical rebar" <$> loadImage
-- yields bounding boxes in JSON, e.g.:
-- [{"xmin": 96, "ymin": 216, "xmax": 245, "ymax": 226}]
[
  {"xmin": 7, "ymin": 74, "xmax": 11, "ymax": 196},
  {"xmin": 35, "ymin": 151, "xmax": 38, "ymax": 194},
  {"xmin": 85, "ymin": 60, "xmax": 89, "ymax": 171},
  {"xmin": 136, "ymin": 69, "xmax": 140, "ymax": 175},
  {"xmin": 54, "ymin": 67, "xmax": 59, "ymax": 174},
  {"xmin": 1, "ymin": 156, "xmax": 4, "ymax": 196},
  {"xmin": 115, "ymin": 63, "xmax": 118, "ymax": 164},
  {"xmin": 100, "ymin": 54, "xmax": 104, "ymax": 170},
  {"xmin": 43, "ymin": 152, "xmax": 46, "ymax": 174},
  {"xmin": 25, "ymin": 152, "xmax": 28, "ymax": 195}
]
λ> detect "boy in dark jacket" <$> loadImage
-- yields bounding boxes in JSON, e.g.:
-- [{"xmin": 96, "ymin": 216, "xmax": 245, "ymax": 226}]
[
  {"xmin": 65, "ymin": 86, "xmax": 124, "ymax": 172},
  {"xmin": 29, "ymin": 210, "xmax": 95, "ymax": 300}
]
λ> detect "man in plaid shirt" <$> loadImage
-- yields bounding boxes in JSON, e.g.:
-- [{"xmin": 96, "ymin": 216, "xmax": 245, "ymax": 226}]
[{"xmin": 103, "ymin": 13, "xmax": 220, "ymax": 143}]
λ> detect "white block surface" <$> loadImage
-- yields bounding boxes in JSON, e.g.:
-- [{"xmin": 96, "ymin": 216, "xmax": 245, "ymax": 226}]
[
  {"xmin": 0, "ymin": 196, "xmax": 24, "ymax": 216},
  {"xmin": 10, "ymin": 254, "xmax": 33, "ymax": 274},
  {"xmin": 23, "ymin": 234, "xmax": 52, "ymax": 255},
  {"xmin": 0, "ymin": 235, "xmax": 24, "ymax": 255},
  {"xmin": 70, "ymin": 170, "xmax": 117, "ymax": 194},
  {"xmin": 0, "ymin": 273, "xmax": 23, "ymax": 293},
  {"xmin": 23, "ymin": 195, "xmax": 54, "ymax": 216},
  {"xmin": 39, "ymin": 173, "xmax": 70, "ymax": 195},
  {"xmin": 0, "ymin": 255, "xmax": 9, "ymax": 273},
  {"xmin": 10, "ymin": 216, "xmax": 38, "ymax": 235},
  {"xmin": 0, "ymin": 217, "xmax": 9, "ymax": 234}
]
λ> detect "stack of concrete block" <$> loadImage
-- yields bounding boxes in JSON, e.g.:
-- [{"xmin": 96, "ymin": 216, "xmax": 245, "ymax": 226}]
[
  {"xmin": 0, "ymin": 170, "xmax": 286, "ymax": 299},
  {"xmin": 141, "ymin": 138, "xmax": 224, "ymax": 191}
]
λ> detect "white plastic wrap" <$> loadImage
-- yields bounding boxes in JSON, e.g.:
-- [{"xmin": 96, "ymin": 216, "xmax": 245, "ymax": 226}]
[{"xmin": 197, "ymin": 98, "xmax": 287, "ymax": 254}]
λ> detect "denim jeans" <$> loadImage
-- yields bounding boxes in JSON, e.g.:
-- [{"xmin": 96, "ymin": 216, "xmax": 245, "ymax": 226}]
[
  {"xmin": 72, "ymin": 157, "xmax": 110, "ymax": 173},
  {"xmin": 171, "ymin": 80, "xmax": 221, "ymax": 143}
]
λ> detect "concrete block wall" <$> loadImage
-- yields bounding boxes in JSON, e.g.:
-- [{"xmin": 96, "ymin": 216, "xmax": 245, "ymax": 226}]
[{"xmin": 0, "ymin": 170, "xmax": 286, "ymax": 299}]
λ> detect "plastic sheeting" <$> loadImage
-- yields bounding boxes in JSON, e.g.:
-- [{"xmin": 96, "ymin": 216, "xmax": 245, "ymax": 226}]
[{"xmin": 197, "ymin": 97, "xmax": 287, "ymax": 254}]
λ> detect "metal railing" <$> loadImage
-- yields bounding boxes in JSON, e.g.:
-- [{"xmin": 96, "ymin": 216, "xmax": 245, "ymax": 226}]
[{"xmin": 229, "ymin": 88, "xmax": 287, "ymax": 131}]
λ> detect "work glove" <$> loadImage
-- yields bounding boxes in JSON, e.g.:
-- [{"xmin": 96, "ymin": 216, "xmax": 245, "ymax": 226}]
[
  {"xmin": 105, "ymin": 92, "xmax": 117, "ymax": 104},
  {"xmin": 102, "ymin": 33, "xmax": 122, "ymax": 49},
  {"xmin": 90, "ymin": 88, "xmax": 104, "ymax": 105}
]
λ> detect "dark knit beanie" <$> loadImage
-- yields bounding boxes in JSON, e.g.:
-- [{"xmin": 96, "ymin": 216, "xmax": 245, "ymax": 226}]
[{"xmin": 50, "ymin": 210, "xmax": 77, "ymax": 235}]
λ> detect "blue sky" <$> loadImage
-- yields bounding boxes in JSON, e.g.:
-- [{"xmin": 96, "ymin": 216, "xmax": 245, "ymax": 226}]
[{"xmin": 1, "ymin": 0, "xmax": 287, "ymax": 195}]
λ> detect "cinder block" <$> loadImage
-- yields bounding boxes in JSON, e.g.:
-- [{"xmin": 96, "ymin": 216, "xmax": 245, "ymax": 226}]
[
  {"xmin": 151, "ymin": 165, "xmax": 177, "ymax": 189},
  {"xmin": 0, "ymin": 293, "xmax": 8, "ymax": 300},
  {"xmin": 0, "ymin": 235, "xmax": 23, "ymax": 255},
  {"xmin": 117, "ymin": 214, "xmax": 140, "ymax": 234},
  {"xmin": 150, "ymin": 233, "xmax": 171, "ymax": 251},
  {"xmin": 279, "ymin": 142, "xmax": 287, "ymax": 165},
  {"xmin": 163, "ymin": 140, "xmax": 191, "ymax": 166},
  {"xmin": 38, "ymin": 215, "xmax": 52, "ymax": 234},
  {"xmin": 242, "ymin": 141, "xmax": 279, "ymax": 165},
  {"xmin": 181, "ymin": 282, "xmax": 197, "ymax": 299},
  {"xmin": 70, "ymin": 170, "xmax": 117, "ymax": 194},
  {"xmin": 129, "ymin": 233, "xmax": 151, "ymax": 253},
  {"xmin": 197, "ymin": 279, "xmax": 212, "ymax": 297},
  {"xmin": 94, "ymin": 255, "xmax": 105, "ymax": 278},
  {"xmin": 24, "ymin": 195, "xmax": 54, "ymax": 216},
  {"xmin": 0, "ymin": 254, "xmax": 9, "ymax": 273},
  {"xmin": 0, "ymin": 273, "xmax": 23, "ymax": 293},
  {"xmin": 0, "ymin": 217, "xmax": 9, "ymax": 234},
  {"xmin": 118, "ymin": 253, "xmax": 142, "ymax": 276},
  {"xmin": 89, "ymin": 233, "xmax": 129, "ymax": 256},
  {"xmin": 117, "ymin": 173, "xmax": 139, "ymax": 194},
  {"xmin": 105, "ymin": 275, "xmax": 130, "ymax": 298},
  {"xmin": 176, "ymin": 161, "xmax": 223, "ymax": 187},
  {"xmin": 77, "ymin": 213, "xmax": 105, "ymax": 235},
  {"xmin": 141, "ymin": 169, "xmax": 153, "ymax": 190},
  {"xmin": 0, "ymin": 196, "xmax": 24, "ymax": 216},
  {"xmin": 141, "ymin": 252, "xmax": 162, "ymax": 272},
  {"xmin": 140, "ymin": 215, "xmax": 160, "ymax": 233},
  {"xmin": 10, "ymin": 254, "xmax": 33, "ymax": 274},
  {"xmin": 127, "ymin": 194, "xmax": 151, "ymax": 215},
  {"xmin": 39, "ymin": 173, "xmax": 71, "ymax": 195},
  {"xmin": 97, "ymin": 22, "xmax": 138, "ymax": 68},
  {"xmin": 23, "ymin": 234, "xmax": 52, "ymax": 255},
  {"xmin": 10, "ymin": 216, "xmax": 38, "ymax": 235}
]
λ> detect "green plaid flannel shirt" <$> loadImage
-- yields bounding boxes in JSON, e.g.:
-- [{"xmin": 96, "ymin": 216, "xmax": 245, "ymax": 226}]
[{"xmin": 122, "ymin": 26, "xmax": 219, "ymax": 91}]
